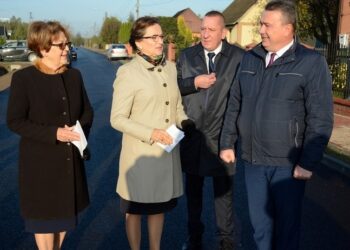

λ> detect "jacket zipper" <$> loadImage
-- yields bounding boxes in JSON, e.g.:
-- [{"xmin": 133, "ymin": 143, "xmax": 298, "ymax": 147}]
[{"xmin": 294, "ymin": 119, "xmax": 299, "ymax": 147}]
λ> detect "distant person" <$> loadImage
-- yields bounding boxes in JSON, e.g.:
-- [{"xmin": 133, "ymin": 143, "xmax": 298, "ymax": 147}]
[
  {"xmin": 176, "ymin": 10, "xmax": 244, "ymax": 250},
  {"xmin": 220, "ymin": 1, "xmax": 333, "ymax": 250},
  {"xmin": 7, "ymin": 21, "xmax": 93, "ymax": 249},
  {"xmin": 110, "ymin": 16, "xmax": 190, "ymax": 250}
]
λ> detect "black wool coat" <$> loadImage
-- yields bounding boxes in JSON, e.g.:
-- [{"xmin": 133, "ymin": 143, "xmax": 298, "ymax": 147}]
[
  {"xmin": 7, "ymin": 64, "xmax": 93, "ymax": 220},
  {"xmin": 176, "ymin": 40, "xmax": 244, "ymax": 176}
]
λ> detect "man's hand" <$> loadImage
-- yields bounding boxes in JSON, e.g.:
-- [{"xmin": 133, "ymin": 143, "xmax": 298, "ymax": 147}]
[
  {"xmin": 194, "ymin": 73, "xmax": 216, "ymax": 89},
  {"xmin": 293, "ymin": 165, "xmax": 313, "ymax": 180},
  {"xmin": 220, "ymin": 149, "xmax": 236, "ymax": 163}
]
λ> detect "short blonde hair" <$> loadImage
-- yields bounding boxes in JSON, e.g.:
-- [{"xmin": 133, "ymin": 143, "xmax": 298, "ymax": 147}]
[{"xmin": 27, "ymin": 21, "xmax": 70, "ymax": 57}]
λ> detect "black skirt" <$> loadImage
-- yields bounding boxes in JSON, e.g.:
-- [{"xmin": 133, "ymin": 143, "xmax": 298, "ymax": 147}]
[
  {"xmin": 120, "ymin": 197, "xmax": 177, "ymax": 215},
  {"xmin": 25, "ymin": 216, "xmax": 77, "ymax": 233}
]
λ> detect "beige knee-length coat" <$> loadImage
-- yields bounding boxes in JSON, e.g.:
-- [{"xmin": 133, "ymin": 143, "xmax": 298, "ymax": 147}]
[{"xmin": 110, "ymin": 55, "xmax": 188, "ymax": 203}]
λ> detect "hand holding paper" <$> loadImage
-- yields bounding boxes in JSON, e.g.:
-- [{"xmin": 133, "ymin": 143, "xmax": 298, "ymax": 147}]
[
  {"xmin": 156, "ymin": 124, "xmax": 184, "ymax": 153},
  {"xmin": 72, "ymin": 120, "xmax": 88, "ymax": 157}
]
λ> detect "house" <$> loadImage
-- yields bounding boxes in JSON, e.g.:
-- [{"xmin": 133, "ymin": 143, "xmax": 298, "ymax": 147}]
[
  {"xmin": 338, "ymin": 0, "xmax": 350, "ymax": 47},
  {"xmin": 223, "ymin": 0, "xmax": 261, "ymax": 47},
  {"xmin": 174, "ymin": 8, "xmax": 201, "ymax": 38}
]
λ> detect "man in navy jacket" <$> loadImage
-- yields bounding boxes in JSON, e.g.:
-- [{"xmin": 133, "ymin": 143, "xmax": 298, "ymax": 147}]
[{"xmin": 220, "ymin": 1, "xmax": 333, "ymax": 250}]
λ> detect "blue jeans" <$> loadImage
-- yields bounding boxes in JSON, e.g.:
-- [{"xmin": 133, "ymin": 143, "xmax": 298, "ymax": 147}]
[{"xmin": 243, "ymin": 161, "xmax": 306, "ymax": 250}]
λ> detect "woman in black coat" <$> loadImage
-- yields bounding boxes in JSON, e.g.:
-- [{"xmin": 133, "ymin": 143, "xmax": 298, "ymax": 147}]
[{"xmin": 7, "ymin": 21, "xmax": 93, "ymax": 249}]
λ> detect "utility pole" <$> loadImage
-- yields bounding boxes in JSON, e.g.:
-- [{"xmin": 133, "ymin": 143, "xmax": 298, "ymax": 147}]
[
  {"xmin": 136, "ymin": 0, "xmax": 140, "ymax": 19},
  {"xmin": 29, "ymin": 12, "xmax": 33, "ymax": 22}
]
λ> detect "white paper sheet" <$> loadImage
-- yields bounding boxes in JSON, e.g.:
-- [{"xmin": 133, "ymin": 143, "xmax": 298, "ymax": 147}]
[
  {"xmin": 72, "ymin": 120, "xmax": 88, "ymax": 157},
  {"xmin": 156, "ymin": 124, "xmax": 184, "ymax": 153}
]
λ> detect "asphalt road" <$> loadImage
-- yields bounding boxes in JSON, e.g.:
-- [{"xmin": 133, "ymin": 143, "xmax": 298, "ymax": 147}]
[{"xmin": 0, "ymin": 48, "xmax": 350, "ymax": 250}]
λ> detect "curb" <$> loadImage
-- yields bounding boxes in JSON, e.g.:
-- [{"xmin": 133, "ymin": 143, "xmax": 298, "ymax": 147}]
[{"xmin": 322, "ymin": 153, "xmax": 350, "ymax": 177}]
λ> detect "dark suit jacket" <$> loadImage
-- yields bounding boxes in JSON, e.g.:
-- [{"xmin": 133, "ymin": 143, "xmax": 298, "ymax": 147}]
[
  {"xmin": 176, "ymin": 40, "xmax": 243, "ymax": 176},
  {"xmin": 7, "ymin": 65, "xmax": 93, "ymax": 219}
]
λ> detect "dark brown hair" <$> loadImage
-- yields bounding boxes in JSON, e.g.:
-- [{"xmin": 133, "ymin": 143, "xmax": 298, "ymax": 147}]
[
  {"xmin": 265, "ymin": 0, "xmax": 296, "ymax": 31},
  {"xmin": 129, "ymin": 16, "xmax": 160, "ymax": 51},
  {"xmin": 27, "ymin": 21, "xmax": 70, "ymax": 57}
]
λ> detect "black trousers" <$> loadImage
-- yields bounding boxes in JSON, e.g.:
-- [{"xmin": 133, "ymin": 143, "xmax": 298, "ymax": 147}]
[{"xmin": 185, "ymin": 173, "xmax": 234, "ymax": 241}]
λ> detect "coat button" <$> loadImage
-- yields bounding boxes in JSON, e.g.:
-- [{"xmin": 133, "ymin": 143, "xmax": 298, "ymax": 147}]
[
  {"xmin": 158, "ymin": 68, "xmax": 162, "ymax": 72},
  {"xmin": 62, "ymin": 96, "xmax": 66, "ymax": 100},
  {"xmin": 165, "ymin": 101, "xmax": 169, "ymax": 105},
  {"xmin": 67, "ymin": 158, "xmax": 71, "ymax": 161},
  {"xmin": 165, "ymin": 119, "xmax": 169, "ymax": 123},
  {"xmin": 63, "ymin": 111, "xmax": 67, "ymax": 115},
  {"xmin": 163, "ymin": 83, "xmax": 167, "ymax": 87},
  {"xmin": 67, "ymin": 142, "xmax": 71, "ymax": 146}
]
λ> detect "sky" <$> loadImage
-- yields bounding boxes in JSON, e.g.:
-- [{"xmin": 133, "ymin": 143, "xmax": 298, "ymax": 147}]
[{"xmin": 0, "ymin": 0, "xmax": 233, "ymax": 37}]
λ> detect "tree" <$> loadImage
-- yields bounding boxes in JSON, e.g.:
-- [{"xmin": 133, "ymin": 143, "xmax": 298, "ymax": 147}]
[
  {"xmin": 72, "ymin": 32, "xmax": 85, "ymax": 46},
  {"xmin": 118, "ymin": 22, "xmax": 133, "ymax": 44},
  {"xmin": 1, "ymin": 16, "xmax": 28, "ymax": 40},
  {"xmin": 157, "ymin": 16, "xmax": 178, "ymax": 43},
  {"xmin": 100, "ymin": 16, "xmax": 121, "ymax": 44},
  {"xmin": 177, "ymin": 16, "xmax": 193, "ymax": 52},
  {"xmin": 295, "ymin": 0, "xmax": 339, "ymax": 47}
]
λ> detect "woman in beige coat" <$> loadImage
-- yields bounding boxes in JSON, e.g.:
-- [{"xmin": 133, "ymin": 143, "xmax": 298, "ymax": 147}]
[{"xmin": 110, "ymin": 16, "xmax": 189, "ymax": 250}]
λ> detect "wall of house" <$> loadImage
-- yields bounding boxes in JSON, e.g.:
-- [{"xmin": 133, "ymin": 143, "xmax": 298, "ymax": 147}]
[
  {"xmin": 227, "ymin": 3, "xmax": 262, "ymax": 47},
  {"xmin": 339, "ymin": 0, "xmax": 350, "ymax": 36}
]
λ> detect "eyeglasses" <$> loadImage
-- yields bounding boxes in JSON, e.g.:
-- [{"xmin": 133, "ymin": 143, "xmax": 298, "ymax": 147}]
[
  {"xmin": 51, "ymin": 41, "xmax": 72, "ymax": 50},
  {"xmin": 141, "ymin": 35, "xmax": 165, "ymax": 42}
]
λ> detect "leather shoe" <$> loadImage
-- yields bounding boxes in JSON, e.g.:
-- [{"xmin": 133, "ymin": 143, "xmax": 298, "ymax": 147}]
[{"xmin": 182, "ymin": 237, "xmax": 202, "ymax": 250}]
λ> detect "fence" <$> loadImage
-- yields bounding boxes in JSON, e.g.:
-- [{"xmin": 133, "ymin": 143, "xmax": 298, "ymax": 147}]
[{"xmin": 315, "ymin": 44, "xmax": 350, "ymax": 99}]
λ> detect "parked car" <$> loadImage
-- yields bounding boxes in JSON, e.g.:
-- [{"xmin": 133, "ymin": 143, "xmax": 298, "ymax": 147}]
[
  {"xmin": 69, "ymin": 46, "xmax": 77, "ymax": 61},
  {"xmin": 0, "ymin": 40, "xmax": 37, "ymax": 62},
  {"xmin": 107, "ymin": 44, "xmax": 128, "ymax": 60}
]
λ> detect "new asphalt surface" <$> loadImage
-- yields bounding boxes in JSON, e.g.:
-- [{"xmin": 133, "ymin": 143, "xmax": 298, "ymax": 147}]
[{"xmin": 0, "ymin": 48, "xmax": 350, "ymax": 249}]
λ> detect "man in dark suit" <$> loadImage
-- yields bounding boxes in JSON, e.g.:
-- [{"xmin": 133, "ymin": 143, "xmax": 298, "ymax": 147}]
[{"xmin": 176, "ymin": 10, "xmax": 243, "ymax": 250}]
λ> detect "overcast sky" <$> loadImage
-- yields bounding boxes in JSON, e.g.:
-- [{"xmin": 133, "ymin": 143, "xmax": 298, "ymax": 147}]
[{"xmin": 0, "ymin": 0, "xmax": 233, "ymax": 37}]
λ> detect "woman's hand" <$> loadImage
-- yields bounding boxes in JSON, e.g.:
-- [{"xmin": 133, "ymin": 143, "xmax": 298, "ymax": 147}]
[
  {"xmin": 151, "ymin": 129, "xmax": 173, "ymax": 145},
  {"xmin": 57, "ymin": 125, "xmax": 80, "ymax": 142}
]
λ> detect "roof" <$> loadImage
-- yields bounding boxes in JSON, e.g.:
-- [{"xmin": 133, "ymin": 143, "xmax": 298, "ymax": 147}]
[
  {"xmin": 223, "ymin": 0, "xmax": 258, "ymax": 24},
  {"xmin": 174, "ymin": 8, "xmax": 201, "ymax": 33}
]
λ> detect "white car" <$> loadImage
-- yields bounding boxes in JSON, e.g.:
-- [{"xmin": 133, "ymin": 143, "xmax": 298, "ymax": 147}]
[{"xmin": 107, "ymin": 44, "xmax": 128, "ymax": 60}]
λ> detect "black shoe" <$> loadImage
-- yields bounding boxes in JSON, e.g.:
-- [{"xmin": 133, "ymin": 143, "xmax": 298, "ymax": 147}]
[
  {"xmin": 182, "ymin": 237, "xmax": 202, "ymax": 250},
  {"xmin": 218, "ymin": 238, "xmax": 234, "ymax": 250}
]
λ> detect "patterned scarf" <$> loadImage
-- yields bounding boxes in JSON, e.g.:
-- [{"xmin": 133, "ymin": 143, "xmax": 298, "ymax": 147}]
[{"xmin": 137, "ymin": 51, "xmax": 165, "ymax": 66}]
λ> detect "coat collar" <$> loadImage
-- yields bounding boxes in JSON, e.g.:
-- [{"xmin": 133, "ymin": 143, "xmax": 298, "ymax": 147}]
[
  {"xmin": 135, "ymin": 54, "xmax": 166, "ymax": 71},
  {"xmin": 34, "ymin": 59, "xmax": 68, "ymax": 75},
  {"xmin": 252, "ymin": 41, "xmax": 298, "ymax": 65},
  {"xmin": 192, "ymin": 40, "xmax": 232, "ymax": 59}
]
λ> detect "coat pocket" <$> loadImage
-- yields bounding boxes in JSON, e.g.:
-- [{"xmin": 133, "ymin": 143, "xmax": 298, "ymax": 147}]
[
  {"xmin": 239, "ymin": 70, "xmax": 257, "ymax": 98},
  {"xmin": 270, "ymin": 72, "xmax": 304, "ymax": 100},
  {"xmin": 256, "ymin": 120, "xmax": 294, "ymax": 157}
]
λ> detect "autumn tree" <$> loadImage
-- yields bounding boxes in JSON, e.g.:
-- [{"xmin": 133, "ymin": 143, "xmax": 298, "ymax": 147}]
[{"xmin": 100, "ymin": 16, "xmax": 121, "ymax": 44}]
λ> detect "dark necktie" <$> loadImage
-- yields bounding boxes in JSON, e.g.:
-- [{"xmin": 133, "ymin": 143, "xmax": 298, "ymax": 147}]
[
  {"xmin": 207, "ymin": 52, "xmax": 215, "ymax": 73},
  {"xmin": 267, "ymin": 52, "xmax": 276, "ymax": 67}
]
